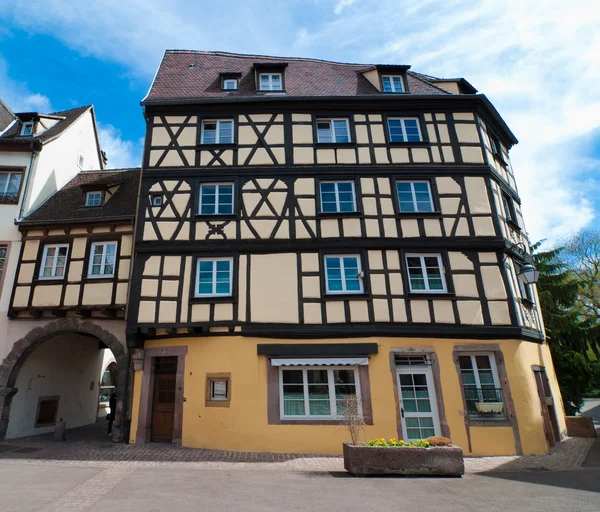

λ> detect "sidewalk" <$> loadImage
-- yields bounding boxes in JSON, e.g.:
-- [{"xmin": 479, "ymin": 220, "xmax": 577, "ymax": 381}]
[{"xmin": 0, "ymin": 422, "xmax": 594, "ymax": 473}]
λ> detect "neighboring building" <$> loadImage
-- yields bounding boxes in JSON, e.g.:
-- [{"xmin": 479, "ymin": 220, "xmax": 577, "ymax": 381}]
[
  {"xmin": 0, "ymin": 168, "xmax": 139, "ymax": 440},
  {"xmin": 127, "ymin": 50, "xmax": 564, "ymax": 455}
]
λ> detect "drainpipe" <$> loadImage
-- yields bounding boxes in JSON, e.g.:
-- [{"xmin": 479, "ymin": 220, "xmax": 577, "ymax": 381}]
[{"xmin": 16, "ymin": 143, "xmax": 38, "ymax": 222}]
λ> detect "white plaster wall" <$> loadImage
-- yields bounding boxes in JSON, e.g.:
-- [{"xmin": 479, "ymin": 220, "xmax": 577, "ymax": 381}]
[
  {"xmin": 6, "ymin": 333, "xmax": 105, "ymax": 438},
  {"xmin": 24, "ymin": 109, "xmax": 102, "ymax": 213}
]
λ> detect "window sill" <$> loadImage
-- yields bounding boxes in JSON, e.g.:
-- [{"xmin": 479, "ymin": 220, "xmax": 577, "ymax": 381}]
[
  {"xmin": 279, "ymin": 419, "xmax": 342, "ymax": 425},
  {"xmin": 317, "ymin": 211, "xmax": 362, "ymax": 218},
  {"xmin": 196, "ymin": 143, "xmax": 237, "ymax": 150},
  {"xmin": 507, "ymin": 220, "xmax": 521, "ymax": 232},
  {"xmin": 82, "ymin": 277, "xmax": 116, "ymax": 284},
  {"xmin": 388, "ymin": 141, "xmax": 429, "ymax": 146},
  {"xmin": 407, "ymin": 292, "xmax": 452, "ymax": 299},
  {"xmin": 323, "ymin": 292, "xmax": 371, "ymax": 301},
  {"xmin": 189, "ymin": 296, "xmax": 237, "ymax": 304},
  {"xmin": 314, "ymin": 142, "xmax": 358, "ymax": 149},
  {"xmin": 194, "ymin": 214, "xmax": 238, "ymax": 221},
  {"xmin": 396, "ymin": 211, "xmax": 441, "ymax": 218},
  {"xmin": 468, "ymin": 418, "xmax": 510, "ymax": 427},
  {"xmin": 256, "ymin": 90, "xmax": 287, "ymax": 94}
]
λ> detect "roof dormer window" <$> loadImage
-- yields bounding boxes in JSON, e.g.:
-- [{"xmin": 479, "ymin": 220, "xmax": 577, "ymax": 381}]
[
  {"xmin": 85, "ymin": 190, "xmax": 103, "ymax": 207},
  {"xmin": 382, "ymin": 75, "xmax": 405, "ymax": 93},
  {"xmin": 259, "ymin": 73, "xmax": 282, "ymax": 91},
  {"xmin": 20, "ymin": 122, "xmax": 34, "ymax": 136},
  {"xmin": 223, "ymin": 79, "xmax": 238, "ymax": 90}
]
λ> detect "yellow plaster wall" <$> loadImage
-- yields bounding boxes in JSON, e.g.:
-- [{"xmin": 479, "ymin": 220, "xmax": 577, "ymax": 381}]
[{"xmin": 129, "ymin": 336, "xmax": 562, "ymax": 456}]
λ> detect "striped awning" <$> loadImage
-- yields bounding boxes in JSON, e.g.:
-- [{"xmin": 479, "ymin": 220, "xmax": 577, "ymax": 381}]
[{"xmin": 270, "ymin": 357, "xmax": 368, "ymax": 367}]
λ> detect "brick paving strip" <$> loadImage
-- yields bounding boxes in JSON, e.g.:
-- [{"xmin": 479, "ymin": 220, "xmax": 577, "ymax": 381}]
[{"xmin": 0, "ymin": 434, "xmax": 594, "ymax": 474}]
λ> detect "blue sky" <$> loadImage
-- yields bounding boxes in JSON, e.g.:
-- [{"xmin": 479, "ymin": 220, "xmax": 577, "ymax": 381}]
[{"xmin": 0, "ymin": 0, "xmax": 598, "ymax": 243}]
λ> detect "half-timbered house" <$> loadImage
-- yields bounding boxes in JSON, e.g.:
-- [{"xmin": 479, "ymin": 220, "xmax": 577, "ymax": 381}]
[
  {"xmin": 0, "ymin": 168, "xmax": 139, "ymax": 440},
  {"xmin": 128, "ymin": 50, "xmax": 564, "ymax": 455}
]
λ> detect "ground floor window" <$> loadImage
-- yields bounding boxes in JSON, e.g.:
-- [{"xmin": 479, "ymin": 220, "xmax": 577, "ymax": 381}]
[
  {"xmin": 280, "ymin": 367, "xmax": 360, "ymax": 419},
  {"xmin": 458, "ymin": 354, "xmax": 505, "ymax": 419}
]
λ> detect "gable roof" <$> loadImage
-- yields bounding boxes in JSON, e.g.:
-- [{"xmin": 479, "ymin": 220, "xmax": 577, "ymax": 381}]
[
  {"xmin": 19, "ymin": 168, "xmax": 141, "ymax": 226},
  {"xmin": 0, "ymin": 98, "xmax": 15, "ymax": 133},
  {"xmin": 143, "ymin": 50, "xmax": 456, "ymax": 104}
]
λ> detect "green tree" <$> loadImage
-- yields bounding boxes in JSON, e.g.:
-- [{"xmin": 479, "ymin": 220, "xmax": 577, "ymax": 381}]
[{"xmin": 532, "ymin": 242, "xmax": 600, "ymax": 414}]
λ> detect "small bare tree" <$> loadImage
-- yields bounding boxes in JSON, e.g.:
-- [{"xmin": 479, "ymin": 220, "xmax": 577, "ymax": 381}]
[{"xmin": 339, "ymin": 394, "xmax": 366, "ymax": 445}]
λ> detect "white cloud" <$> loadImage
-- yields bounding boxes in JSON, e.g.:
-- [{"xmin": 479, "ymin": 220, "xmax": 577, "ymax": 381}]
[
  {"xmin": 2, "ymin": 0, "xmax": 599, "ymax": 242},
  {"xmin": 334, "ymin": 0, "xmax": 357, "ymax": 15},
  {"xmin": 97, "ymin": 124, "xmax": 142, "ymax": 169},
  {"xmin": 0, "ymin": 56, "xmax": 53, "ymax": 112}
]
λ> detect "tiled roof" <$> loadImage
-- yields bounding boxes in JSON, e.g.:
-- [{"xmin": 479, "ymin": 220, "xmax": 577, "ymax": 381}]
[
  {"xmin": 0, "ymin": 105, "xmax": 91, "ymax": 144},
  {"xmin": 20, "ymin": 168, "xmax": 140, "ymax": 226},
  {"xmin": 143, "ymin": 50, "xmax": 453, "ymax": 103},
  {"xmin": 0, "ymin": 98, "xmax": 15, "ymax": 133}
]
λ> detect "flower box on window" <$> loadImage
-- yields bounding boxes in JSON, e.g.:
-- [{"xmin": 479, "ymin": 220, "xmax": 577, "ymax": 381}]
[{"xmin": 474, "ymin": 402, "xmax": 504, "ymax": 414}]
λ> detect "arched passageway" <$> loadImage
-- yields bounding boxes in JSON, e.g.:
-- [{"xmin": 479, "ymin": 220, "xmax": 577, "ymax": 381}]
[{"xmin": 0, "ymin": 319, "xmax": 128, "ymax": 441}]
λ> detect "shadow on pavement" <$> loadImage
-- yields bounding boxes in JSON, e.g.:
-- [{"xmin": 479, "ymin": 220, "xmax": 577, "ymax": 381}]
[{"xmin": 478, "ymin": 469, "xmax": 600, "ymax": 493}]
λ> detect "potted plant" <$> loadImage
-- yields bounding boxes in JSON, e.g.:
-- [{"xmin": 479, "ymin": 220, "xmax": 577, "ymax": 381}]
[{"xmin": 340, "ymin": 395, "xmax": 464, "ymax": 476}]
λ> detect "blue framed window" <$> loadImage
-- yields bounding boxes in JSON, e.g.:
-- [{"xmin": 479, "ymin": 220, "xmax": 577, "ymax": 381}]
[
  {"xmin": 320, "ymin": 181, "xmax": 356, "ymax": 213},
  {"xmin": 198, "ymin": 183, "xmax": 234, "ymax": 215},
  {"xmin": 195, "ymin": 258, "xmax": 233, "ymax": 297},
  {"xmin": 324, "ymin": 255, "xmax": 363, "ymax": 294},
  {"xmin": 201, "ymin": 120, "xmax": 234, "ymax": 144},
  {"xmin": 396, "ymin": 181, "xmax": 434, "ymax": 212},
  {"xmin": 382, "ymin": 75, "xmax": 404, "ymax": 93},
  {"xmin": 387, "ymin": 118, "xmax": 422, "ymax": 142}
]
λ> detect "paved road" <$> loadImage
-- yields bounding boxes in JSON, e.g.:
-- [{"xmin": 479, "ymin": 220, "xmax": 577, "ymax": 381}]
[{"xmin": 0, "ymin": 463, "xmax": 598, "ymax": 512}]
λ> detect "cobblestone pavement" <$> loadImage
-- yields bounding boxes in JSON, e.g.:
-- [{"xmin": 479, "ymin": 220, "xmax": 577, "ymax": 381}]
[{"xmin": 0, "ymin": 422, "xmax": 594, "ymax": 473}]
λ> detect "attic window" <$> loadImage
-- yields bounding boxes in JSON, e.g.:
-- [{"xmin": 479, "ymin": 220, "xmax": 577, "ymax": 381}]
[
  {"xmin": 20, "ymin": 122, "xmax": 34, "ymax": 136},
  {"xmin": 259, "ymin": 73, "xmax": 282, "ymax": 91},
  {"xmin": 382, "ymin": 75, "xmax": 405, "ymax": 93},
  {"xmin": 223, "ymin": 79, "xmax": 238, "ymax": 90},
  {"xmin": 77, "ymin": 154, "xmax": 85, "ymax": 170},
  {"xmin": 85, "ymin": 191, "xmax": 103, "ymax": 207}
]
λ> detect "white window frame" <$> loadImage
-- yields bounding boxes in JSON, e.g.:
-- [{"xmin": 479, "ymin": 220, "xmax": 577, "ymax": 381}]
[
  {"xmin": 195, "ymin": 257, "xmax": 234, "ymax": 298},
  {"xmin": 279, "ymin": 366, "xmax": 362, "ymax": 420},
  {"xmin": 198, "ymin": 183, "xmax": 234, "ymax": 215},
  {"xmin": 259, "ymin": 73, "xmax": 283, "ymax": 91},
  {"xmin": 405, "ymin": 253, "xmax": 447, "ymax": 293},
  {"xmin": 77, "ymin": 153, "xmax": 85, "ymax": 170},
  {"xmin": 20, "ymin": 122, "xmax": 34, "ymax": 136},
  {"xmin": 387, "ymin": 117, "xmax": 423, "ymax": 142},
  {"xmin": 151, "ymin": 194, "xmax": 163, "ymax": 207},
  {"xmin": 0, "ymin": 172, "xmax": 23, "ymax": 196},
  {"xmin": 200, "ymin": 119, "xmax": 234, "ymax": 144},
  {"xmin": 87, "ymin": 241, "xmax": 118, "ymax": 278},
  {"xmin": 396, "ymin": 181, "xmax": 434, "ymax": 212},
  {"xmin": 209, "ymin": 379, "xmax": 229, "ymax": 401},
  {"xmin": 382, "ymin": 75, "xmax": 405, "ymax": 93},
  {"xmin": 319, "ymin": 181, "xmax": 357, "ymax": 213},
  {"xmin": 39, "ymin": 244, "xmax": 69, "ymax": 280},
  {"xmin": 222, "ymin": 79, "xmax": 238, "ymax": 90},
  {"xmin": 85, "ymin": 191, "xmax": 103, "ymax": 207},
  {"xmin": 459, "ymin": 354, "xmax": 501, "ymax": 389},
  {"xmin": 316, "ymin": 118, "xmax": 351, "ymax": 143},
  {"xmin": 324, "ymin": 254, "xmax": 364, "ymax": 295}
]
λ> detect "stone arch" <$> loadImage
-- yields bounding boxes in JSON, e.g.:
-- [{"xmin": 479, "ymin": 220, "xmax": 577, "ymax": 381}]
[{"xmin": 0, "ymin": 318, "xmax": 128, "ymax": 441}]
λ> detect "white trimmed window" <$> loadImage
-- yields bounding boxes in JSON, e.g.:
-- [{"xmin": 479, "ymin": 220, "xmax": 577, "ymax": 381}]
[
  {"xmin": 324, "ymin": 255, "xmax": 363, "ymax": 294},
  {"xmin": 259, "ymin": 73, "xmax": 282, "ymax": 91},
  {"xmin": 405, "ymin": 254, "xmax": 447, "ymax": 293},
  {"xmin": 85, "ymin": 191, "xmax": 103, "ymax": 207},
  {"xmin": 223, "ymin": 79, "xmax": 238, "ymax": 90},
  {"xmin": 195, "ymin": 257, "xmax": 233, "ymax": 297},
  {"xmin": 396, "ymin": 181, "xmax": 434, "ymax": 212},
  {"xmin": 387, "ymin": 117, "xmax": 423, "ymax": 142},
  {"xmin": 88, "ymin": 242, "xmax": 117, "ymax": 278},
  {"xmin": 198, "ymin": 183, "xmax": 234, "ymax": 215},
  {"xmin": 382, "ymin": 75, "xmax": 404, "ymax": 93},
  {"xmin": 40, "ymin": 244, "xmax": 69, "ymax": 279},
  {"xmin": 316, "ymin": 119, "xmax": 351, "ymax": 143},
  {"xmin": 458, "ymin": 354, "xmax": 505, "ymax": 419},
  {"xmin": 201, "ymin": 120, "xmax": 234, "ymax": 144},
  {"xmin": 0, "ymin": 172, "xmax": 23, "ymax": 201},
  {"xmin": 20, "ymin": 122, "xmax": 34, "ymax": 136},
  {"xmin": 320, "ymin": 181, "xmax": 356, "ymax": 213},
  {"xmin": 280, "ymin": 366, "xmax": 361, "ymax": 419},
  {"xmin": 77, "ymin": 154, "xmax": 85, "ymax": 169}
]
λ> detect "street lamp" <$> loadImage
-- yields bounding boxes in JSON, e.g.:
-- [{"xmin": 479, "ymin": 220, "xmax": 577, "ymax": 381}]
[{"xmin": 517, "ymin": 263, "xmax": 540, "ymax": 285}]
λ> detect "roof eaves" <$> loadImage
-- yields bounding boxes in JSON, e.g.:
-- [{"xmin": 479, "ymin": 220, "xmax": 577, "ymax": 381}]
[{"xmin": 141, "ymin": 49, "xmax": 167, "ymax": 104}]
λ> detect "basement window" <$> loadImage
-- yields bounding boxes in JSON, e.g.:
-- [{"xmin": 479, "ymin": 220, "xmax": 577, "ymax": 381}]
[{"xmin": 35, "ymin": 396, "xmax": 59, "ymax": 427}]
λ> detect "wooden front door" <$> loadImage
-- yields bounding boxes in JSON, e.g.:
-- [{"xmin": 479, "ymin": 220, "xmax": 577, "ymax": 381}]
[
  {"xmin": 534, "ymin": 368, "xmax": 560, "ymax": 447},
  {"xmin": 151, "ymin": 374, "xmax": 176, "ymax": 443}
]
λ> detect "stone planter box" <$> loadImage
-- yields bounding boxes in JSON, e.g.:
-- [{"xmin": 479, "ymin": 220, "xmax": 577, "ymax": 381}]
[{"xmin": 343, "ymin": 442, "xmax": 464, "ymax": 476}]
